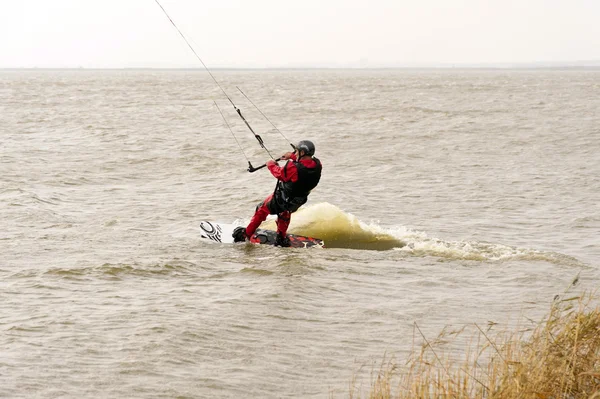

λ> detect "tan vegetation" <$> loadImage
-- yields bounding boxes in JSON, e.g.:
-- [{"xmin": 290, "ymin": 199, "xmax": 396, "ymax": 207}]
[{"xmin": 347, "ymin": 289, "xmax": 600, "ymax": 399}]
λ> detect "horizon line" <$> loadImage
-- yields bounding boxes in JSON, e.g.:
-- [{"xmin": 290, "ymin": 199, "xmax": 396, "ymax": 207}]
[
  {"xmin": 2, "ymin": 59, "xmax": 599, "ymax": 71},
  {"xmin": 2, "ymin": 65, "xmax": 600, "ymax": 71}
]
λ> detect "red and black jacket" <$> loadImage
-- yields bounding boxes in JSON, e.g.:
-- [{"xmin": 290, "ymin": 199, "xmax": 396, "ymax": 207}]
[{"xmin": 267, "ymin": 155, "xmax": 322, "ymax": 212}]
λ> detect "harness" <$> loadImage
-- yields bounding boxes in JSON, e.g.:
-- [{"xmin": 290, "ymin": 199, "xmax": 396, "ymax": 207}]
[{"xmin": 272, "ymin": 157, "xmax": 322, "ymax": 213}]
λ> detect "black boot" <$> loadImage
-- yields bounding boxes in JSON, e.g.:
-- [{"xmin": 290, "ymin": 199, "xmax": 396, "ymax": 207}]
[
  {"xmin": 275, "ymin": 233, "xmax": 290, "ymax": 247},
  {"xmin": 232, "ymin": 227, "xmax": 247, "ymax": 243}
]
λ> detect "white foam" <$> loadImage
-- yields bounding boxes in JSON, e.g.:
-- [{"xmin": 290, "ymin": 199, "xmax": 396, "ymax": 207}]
[{"xmin": 233, "ymin": 202, "xmax": 587, "ymax": 264}]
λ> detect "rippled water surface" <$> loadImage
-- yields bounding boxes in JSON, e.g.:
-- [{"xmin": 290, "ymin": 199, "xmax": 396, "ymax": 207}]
[{"xmin": 1, "ymin": 69, "xmax": 599, "ymax": 398}]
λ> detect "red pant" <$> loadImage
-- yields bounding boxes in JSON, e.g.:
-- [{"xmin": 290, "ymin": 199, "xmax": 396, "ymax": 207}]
[{"xmin": 245, "ymin": 193, "xmax": 291, "ymax": 238}]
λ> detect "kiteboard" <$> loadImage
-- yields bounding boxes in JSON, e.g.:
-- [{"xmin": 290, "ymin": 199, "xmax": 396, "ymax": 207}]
[{"xmin": 199, "ymin": 221, "xmax": 324, "ymax": 248}]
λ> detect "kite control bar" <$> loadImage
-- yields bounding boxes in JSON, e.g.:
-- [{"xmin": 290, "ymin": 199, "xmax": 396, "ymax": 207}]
[{"xmin": 247, "ymin": 157, "xmax": 282, "ymax": 173}]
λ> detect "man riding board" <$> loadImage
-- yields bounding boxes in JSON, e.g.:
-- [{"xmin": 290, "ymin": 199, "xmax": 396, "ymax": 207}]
[{"xmin": 233, "ymin": 140, "xmax": 322, "ymax": 247}]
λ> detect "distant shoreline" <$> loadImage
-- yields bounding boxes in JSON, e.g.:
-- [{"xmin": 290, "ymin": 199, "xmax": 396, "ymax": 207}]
[{"xmin": 2, "ymin": 66, "xmax": 600, "ymax": 71}]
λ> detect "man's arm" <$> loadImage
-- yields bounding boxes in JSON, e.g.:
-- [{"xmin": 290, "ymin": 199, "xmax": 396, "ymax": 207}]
[
  {"xmin": 267, "ymin": 157, "xmax": 298, "ymax": 182},
  {"xmin": 280, "ymin": 152, "xmax": 297, "ymax": 161}
]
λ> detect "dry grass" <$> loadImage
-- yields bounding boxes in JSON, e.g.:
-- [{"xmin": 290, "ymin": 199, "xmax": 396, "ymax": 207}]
[{"xmin": 348, "ymin": 288, "xmax": 600, "ymax": 399}]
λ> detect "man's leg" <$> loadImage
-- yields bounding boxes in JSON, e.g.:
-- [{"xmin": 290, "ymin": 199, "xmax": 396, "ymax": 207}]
[
  {"xmin": 245, "ymin": 194, "xmax": 274, "ymax": 238},
  {"xmin": 276, "ymin": 211, "xmax": 291, "ymax": 237},
  {"xmin": 275, "ymin": 211, "xmax": 291, "ymax": 247}
]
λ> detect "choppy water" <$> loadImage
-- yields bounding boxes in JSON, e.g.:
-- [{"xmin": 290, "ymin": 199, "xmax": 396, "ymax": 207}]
[{"xmin": 1, "ymin": 69, "xmax": 599, "ymax": 398}]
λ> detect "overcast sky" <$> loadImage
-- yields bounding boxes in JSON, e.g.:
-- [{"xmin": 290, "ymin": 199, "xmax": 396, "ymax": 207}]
[{"xmin": 1, "ymin": 0, "xmax": 599, "ymax": 68}]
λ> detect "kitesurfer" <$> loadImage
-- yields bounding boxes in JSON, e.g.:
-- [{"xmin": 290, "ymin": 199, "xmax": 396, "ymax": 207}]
[{"xmin": 233, "ymin": 140, "xmax": 322, "ymax": 247}]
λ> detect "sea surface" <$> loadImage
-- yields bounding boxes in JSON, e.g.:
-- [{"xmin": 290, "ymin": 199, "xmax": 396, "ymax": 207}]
[{"xmin": 1, "ymin": 69, "xmax": 599, "ymax": 398}]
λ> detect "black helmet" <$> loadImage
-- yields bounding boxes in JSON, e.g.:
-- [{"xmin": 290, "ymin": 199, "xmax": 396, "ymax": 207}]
[{"xmin": 295, "ymin": 140, "xmax": 315, "ymax": 156}]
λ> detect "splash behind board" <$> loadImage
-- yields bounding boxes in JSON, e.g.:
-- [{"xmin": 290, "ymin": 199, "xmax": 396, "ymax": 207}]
[{"xmin": 199, "ymin": 221, "xmax": 324, "ymax": 248}]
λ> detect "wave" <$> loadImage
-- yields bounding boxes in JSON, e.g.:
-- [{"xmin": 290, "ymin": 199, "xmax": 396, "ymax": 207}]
[
  {"xmin": 259, "ymin": 202, "xmax": 404, "ymax": 251},
  {"xmin": 42, "ymin": 261, "xmax": 199, "ymax": 279},
  {"xmin": 267, "ymin": 202, "xmax": 586, "ymax": 265}
]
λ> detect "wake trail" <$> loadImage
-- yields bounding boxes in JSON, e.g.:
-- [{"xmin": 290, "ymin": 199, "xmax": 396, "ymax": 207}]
[{"xmin": 264, "ymin": 203, "xmax": 587, "ymax": 266}]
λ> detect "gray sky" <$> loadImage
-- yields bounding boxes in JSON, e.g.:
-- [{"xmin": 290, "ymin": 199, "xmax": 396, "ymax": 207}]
[{"xmin": 1, "ymin": 0, "xmax": 599, "ymax": 68}]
